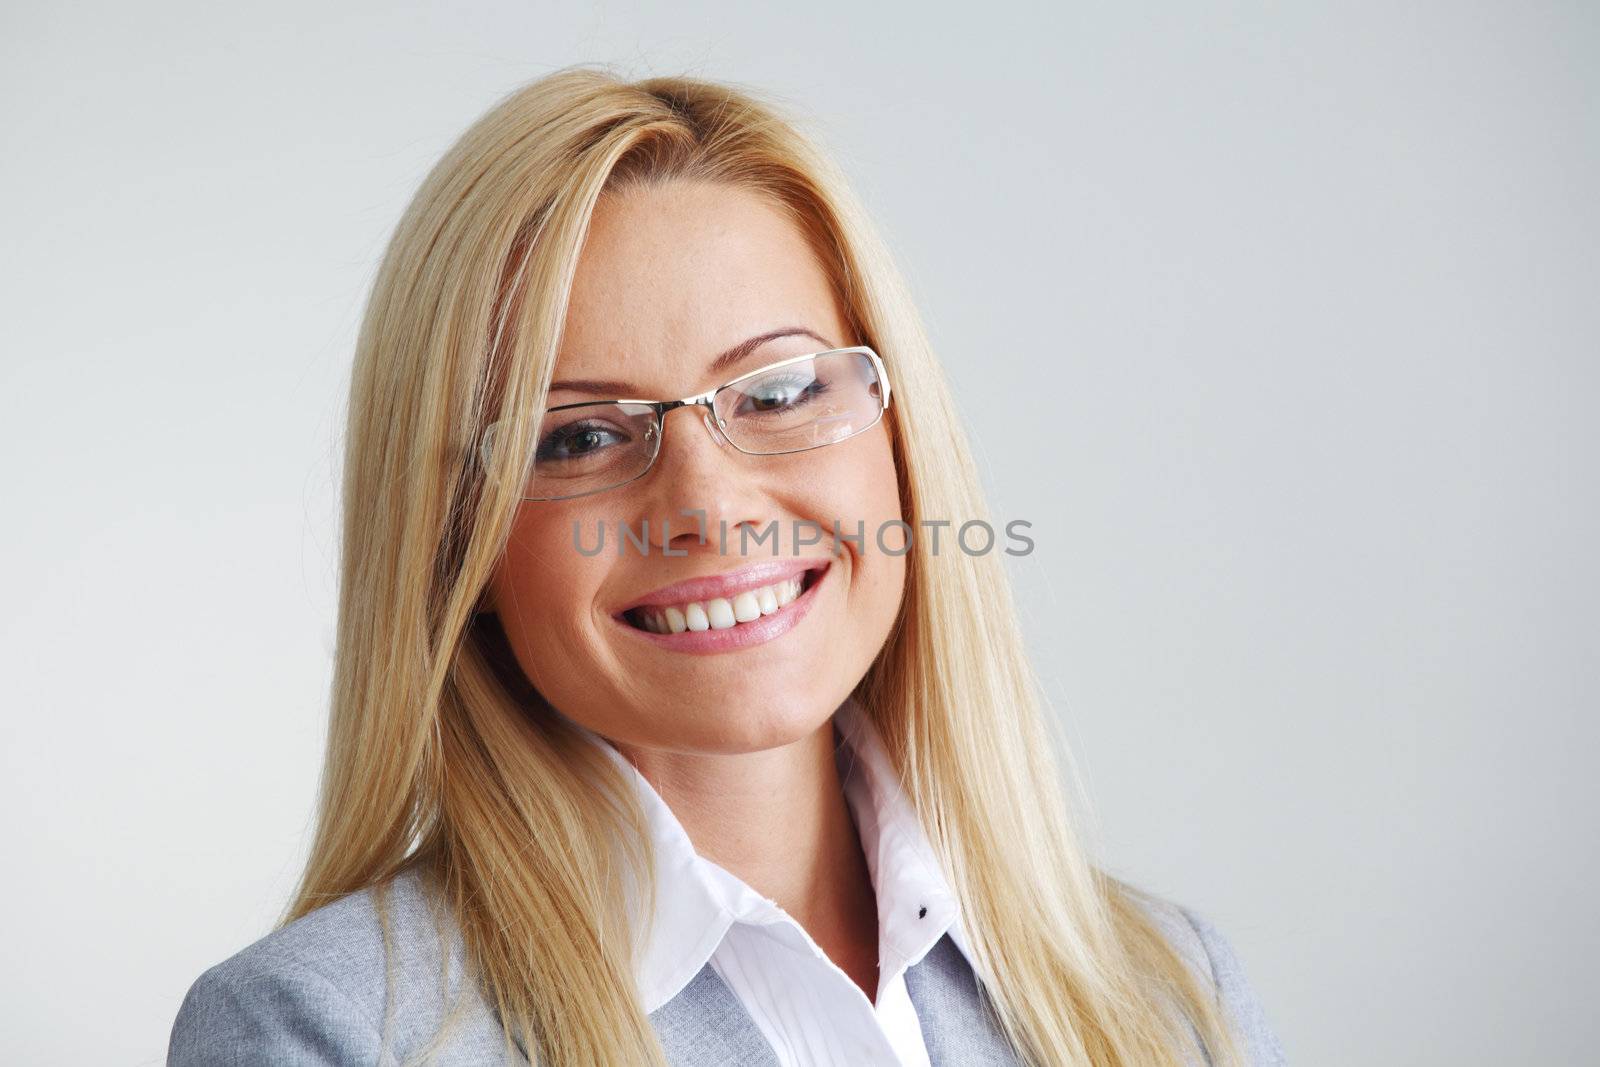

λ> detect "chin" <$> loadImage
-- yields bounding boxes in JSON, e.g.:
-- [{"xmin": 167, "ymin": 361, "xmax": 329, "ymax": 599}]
[{"xmin": 672, "ymin": 698, "xmax": 839, "ymax": 755}]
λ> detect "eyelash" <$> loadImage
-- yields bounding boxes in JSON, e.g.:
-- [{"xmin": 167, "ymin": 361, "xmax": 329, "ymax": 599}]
[
  {"xmin": 537, "ymin": 419, "xmax": 631, "ymax": 460},
  {"xmin": 733, "ymin": 375, "xmax": 828, "ymax": 414}
]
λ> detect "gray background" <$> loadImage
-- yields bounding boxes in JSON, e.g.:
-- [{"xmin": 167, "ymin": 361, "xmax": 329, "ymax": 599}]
[{"xmin": 3, "ymin": 2, "xmax": 1595, "ymax": 1064}]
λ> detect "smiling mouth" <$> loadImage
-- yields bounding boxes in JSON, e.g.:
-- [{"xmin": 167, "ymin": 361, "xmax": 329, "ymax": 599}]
[{"xmin": 622, "ymin": 566, "xmax": 826, "ymax": 634}]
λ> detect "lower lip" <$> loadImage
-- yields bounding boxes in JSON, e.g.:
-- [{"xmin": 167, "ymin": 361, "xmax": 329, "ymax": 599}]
[{"xmin": 613, "ymin": 563, "xmax": 829, "ymax": 655}]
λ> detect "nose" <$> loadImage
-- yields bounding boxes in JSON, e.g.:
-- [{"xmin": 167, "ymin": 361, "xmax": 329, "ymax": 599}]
[{"xmin": 639, "ymin": 402, "xmax": 767, "ymax": 553}]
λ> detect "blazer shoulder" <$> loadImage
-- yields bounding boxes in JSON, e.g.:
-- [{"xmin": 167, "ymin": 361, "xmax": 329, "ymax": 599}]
[
  {"xmin": 168, "ymin": 865, "xmax": 514, "ymax": 1066},
  {"xmin": 1128, "ymin": 889, "xmax": 1290, "ymax": 1067}
]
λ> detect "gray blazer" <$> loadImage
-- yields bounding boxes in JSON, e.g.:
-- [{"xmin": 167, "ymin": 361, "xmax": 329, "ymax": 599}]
[{"xmin": 168, "ymin": 866, "xmax": 1287, "ymax": 1065}]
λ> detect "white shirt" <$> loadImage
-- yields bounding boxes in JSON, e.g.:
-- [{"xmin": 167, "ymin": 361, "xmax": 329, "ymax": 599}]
[{"xmin": 585, "ymin": 698, "xmax": 981, "ymax": 1066}]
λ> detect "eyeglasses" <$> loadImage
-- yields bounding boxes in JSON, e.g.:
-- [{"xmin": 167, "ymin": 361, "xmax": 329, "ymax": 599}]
[{"xmin": 479, "ymin": 345, "xmax": 892, "ymax": 501}]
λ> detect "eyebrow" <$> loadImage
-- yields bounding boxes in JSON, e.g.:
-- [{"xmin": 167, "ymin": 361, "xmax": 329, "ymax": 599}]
[{"xmin": 548, "ymin": 326, "xmax": 837, "ymax": 398}]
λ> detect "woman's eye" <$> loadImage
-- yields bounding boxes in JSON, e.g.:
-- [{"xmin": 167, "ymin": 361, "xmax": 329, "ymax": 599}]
[
  {"xmin": 737, "ymin": 376, "xmax": 826, "ymax": 414},
  {"xmin": 537, "ymin": 422, "xmax": 627, "ymax": 461}
]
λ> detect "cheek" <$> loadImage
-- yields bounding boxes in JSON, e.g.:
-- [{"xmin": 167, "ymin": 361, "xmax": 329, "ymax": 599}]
[
  {"xmin": 489, "ymin": 510, "xmax": 609, "ymax": 682},
  {"xmin": 834, "ymin": 425, "xmax": 904, "ymax": 540},
  {"xmin": 812, "ymin": 428, "xmax": 906, "ymax": 613}
]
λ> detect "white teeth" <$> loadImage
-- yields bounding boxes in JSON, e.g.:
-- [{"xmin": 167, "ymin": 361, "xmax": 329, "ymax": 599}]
[
  {"xmin": 732, "ymin": 591, "xmax": 761, "ymax": 623},
  {"xmin": 706, "ymin": 597, "xmax": 736, "ymax": 630},
  {"xmin": 633, "ymin": 571, "xmax": 818, "ymax": 634}
]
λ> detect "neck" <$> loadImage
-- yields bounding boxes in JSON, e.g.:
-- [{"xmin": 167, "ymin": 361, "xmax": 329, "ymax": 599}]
[{"xmin": 616, "ymin": 718, "xmax": 881, "ymax": 1000}]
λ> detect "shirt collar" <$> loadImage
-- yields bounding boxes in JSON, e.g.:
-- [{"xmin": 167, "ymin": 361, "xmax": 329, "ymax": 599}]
[{"xmin": 580, "ymin": 696, "xmax": 977, "ymax": 1012}]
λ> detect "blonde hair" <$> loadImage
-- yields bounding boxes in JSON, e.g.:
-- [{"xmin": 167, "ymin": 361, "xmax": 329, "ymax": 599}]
[{"xmin": 281, "ymin": 66, "xmax": 1248, "ymax": 1067}]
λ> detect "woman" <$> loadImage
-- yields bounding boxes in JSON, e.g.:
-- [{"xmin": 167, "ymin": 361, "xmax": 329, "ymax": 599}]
[{"xmin": 168, "ymin": 68, "xmax": 1287, "ymax": 1066}]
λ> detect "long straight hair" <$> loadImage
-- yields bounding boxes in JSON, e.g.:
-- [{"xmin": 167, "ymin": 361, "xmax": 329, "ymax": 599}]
[{"xmin": 282, "ymin": 66, "xmax": 1247, "ymax": 1067}]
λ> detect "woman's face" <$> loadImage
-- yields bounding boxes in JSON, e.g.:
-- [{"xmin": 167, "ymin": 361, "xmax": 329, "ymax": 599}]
[{"xmin": 485, "ymin": 180, "xmax": 906, "ymax": 755}]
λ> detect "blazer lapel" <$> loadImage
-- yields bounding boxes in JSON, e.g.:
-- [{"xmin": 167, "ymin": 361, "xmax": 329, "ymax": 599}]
[
  {"xmin": 903, "ymin": 933, "xmax": 1025, "ymax": 1066},
  {"xmin": 648, "ymin": 962, "xmax": 782, "ymax": 1067}
]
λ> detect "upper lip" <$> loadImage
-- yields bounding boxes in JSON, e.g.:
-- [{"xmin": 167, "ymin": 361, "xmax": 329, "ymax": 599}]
[{"xmin": 615, "ymin": 558, "xmax": 830, "ymax": 614}]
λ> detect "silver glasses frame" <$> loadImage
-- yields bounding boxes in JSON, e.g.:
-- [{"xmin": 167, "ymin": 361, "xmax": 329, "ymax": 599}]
[{"xmin": 479, "ymin": 345, "xmax": 892, "ymax": 502}]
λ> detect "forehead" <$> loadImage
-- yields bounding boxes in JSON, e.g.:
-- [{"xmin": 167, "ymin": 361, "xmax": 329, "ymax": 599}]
[{"xmin": 555, "ymin": 180, "xmax": 847, "ymax": 395}]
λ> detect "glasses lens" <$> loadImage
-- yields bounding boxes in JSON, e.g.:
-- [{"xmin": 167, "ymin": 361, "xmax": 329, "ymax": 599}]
[
  {"xmin": 712, "ymin": 350, "xmax": 885, "ymax": 455},
  {"xmin": 523, "ymin": 402, "xmax": 659, "ymax": 499}
]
